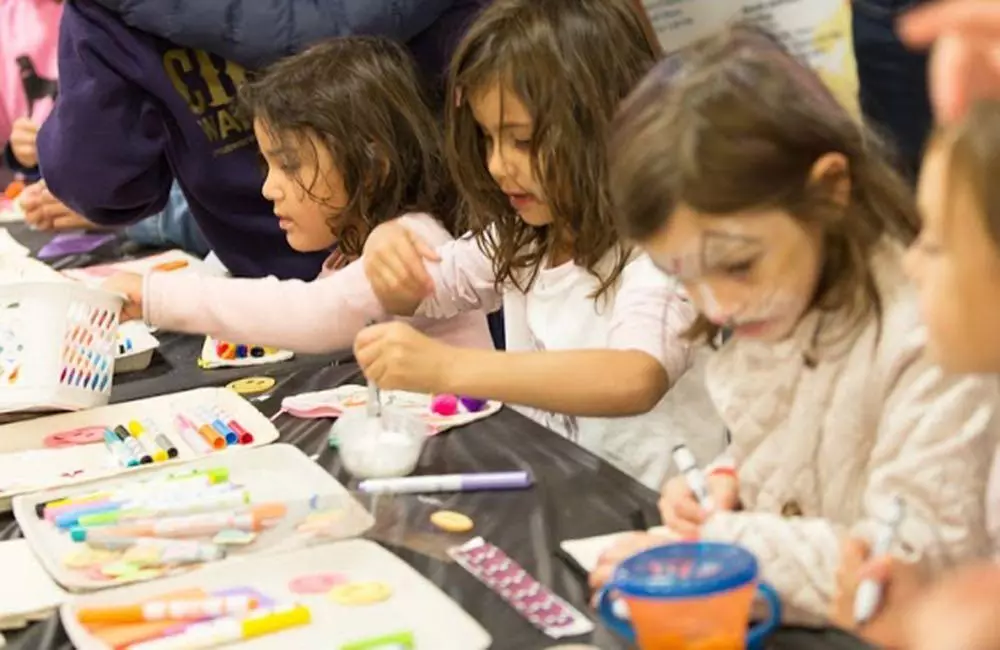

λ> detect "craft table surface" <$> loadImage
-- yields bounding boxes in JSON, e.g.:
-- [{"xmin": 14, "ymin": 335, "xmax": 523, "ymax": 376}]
[{"xmin": 0, "ymin": 225, "xmax": 874, "ymax": 650}]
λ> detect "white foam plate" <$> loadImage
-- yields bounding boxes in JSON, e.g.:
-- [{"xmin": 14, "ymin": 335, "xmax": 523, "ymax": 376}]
[
  {"xmin": 198, "ymin": 336, "xmax": 294, "ymax": 370},
  {"xmin": 0, "ymin": 387, "xmax": 280, "ymax": 510},
  {"xmin": 15, "ymin": 444, "xmax": 375, "ymax": 592},
  {"xmin": 61, "ymin": 540, "xmax": 491, "ymax": 649},
  {"xmin": 62, "ymin": 250, "xmax": 224, "ymax": 288}
]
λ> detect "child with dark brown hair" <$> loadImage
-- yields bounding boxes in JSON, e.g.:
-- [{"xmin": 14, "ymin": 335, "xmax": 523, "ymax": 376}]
[
  {"xmin": 588, "ymin": 25, "xmax": 1000, "ymax": 625},
  {"xmin": 354, "ymin": 0, "xmax": 726, "ymax": 489},
  {"xmin": 831, "ymin": 99, "xmax": 1000, "ymax": 650},
  {"xmin": 104, "ymin": 36, "xmax": 492, "ymax": 352}
]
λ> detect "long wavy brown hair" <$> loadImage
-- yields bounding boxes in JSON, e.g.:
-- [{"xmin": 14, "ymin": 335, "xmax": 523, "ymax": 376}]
[
  {"xmin": 241, "ymin": 36, "xmax": 458, "ymax": 257},
  {"xmin": 610, "ymin": 25, "xmax": 920, "ymax": 342},
  {"xmin": 445, "ymin": 0, "xmax": 659, "ymax": 298}
]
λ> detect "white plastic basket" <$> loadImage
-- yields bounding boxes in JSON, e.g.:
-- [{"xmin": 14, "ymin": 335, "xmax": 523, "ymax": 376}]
[{"xmin": 0, "ymin": 282, "xmax": 123, "ymax": 414}]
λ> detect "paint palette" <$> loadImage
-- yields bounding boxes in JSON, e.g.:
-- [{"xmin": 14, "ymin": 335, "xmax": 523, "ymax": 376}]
[
  {"xmin": 0, "ymin": 387, "xmax": 280, "ymax": 510},
  {"xmin": 282, "ymin": 386, "xmax": 502, "ymax": 435},
  {"xmin": 198, "ymin": 336, "xmax": 294, "ymax": 369},
  {"xmin": 14, "ymin": 445, "xmax": 375, "ymax": 592},
  {"xmin": 61, "ymin": 540, "xmax": 491, "ymax": 649}
]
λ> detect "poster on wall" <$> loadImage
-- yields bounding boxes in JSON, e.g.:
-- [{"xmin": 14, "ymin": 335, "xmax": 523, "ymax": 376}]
[{"xmin": 637, "ymin": 0, "xmax": 859, "ymax": 115}]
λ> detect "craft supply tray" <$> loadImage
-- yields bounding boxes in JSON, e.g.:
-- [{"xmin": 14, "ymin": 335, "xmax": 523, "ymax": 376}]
[
  {"xmin": 14, "ymin": 444, "xmax": 375, "ymax": 592},
  {"xmin": 0, "ymin": 387, "xmax": 279, "ymax": 510},
  {"xmin": 61, "ymin": 540, "xmax": 491, "ymax": 649}
]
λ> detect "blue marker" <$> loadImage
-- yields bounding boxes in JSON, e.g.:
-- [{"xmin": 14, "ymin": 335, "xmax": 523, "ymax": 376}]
[
  {"xmin": 196, "ymin": 407, "xmax": 239, "ymax": 445},
  {"xmin": 104, "ymin": 429, "xmax": 136, "ymax": 468}
]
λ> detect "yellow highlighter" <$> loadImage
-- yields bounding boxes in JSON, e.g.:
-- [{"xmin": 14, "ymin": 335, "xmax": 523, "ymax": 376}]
[
  {"xmin": 128, "ymin": 604, "xmax": 311, "ymax": 650},
  {"xmin": 127, "ymin": 420, "xmax": 169, "ymax": 463}
]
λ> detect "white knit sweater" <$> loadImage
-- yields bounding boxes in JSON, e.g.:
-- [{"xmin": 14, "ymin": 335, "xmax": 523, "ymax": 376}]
[{"xmin": 700, "ymin": 243, "xmax": 1000, "ymax": 625}]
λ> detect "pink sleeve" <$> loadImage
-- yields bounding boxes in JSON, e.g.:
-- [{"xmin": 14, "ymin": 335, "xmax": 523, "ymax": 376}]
[
  {"xmin": 143, "ymin": 261, "xmax": 387, "ymax": 354},
  {"xmin": 608, "ymin": 254, "xmax": 696, "ymax": 384},
  {"xmin": 397, "ymin": 216, "xmax": 503, "ymax": 319}
]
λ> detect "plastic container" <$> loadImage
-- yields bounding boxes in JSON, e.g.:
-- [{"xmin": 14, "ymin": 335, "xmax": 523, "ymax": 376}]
[
  {"xmin": 333, "ymin": 406, "xmax": 428, "ymax": 479},
  {"xmin": 596, "ymin": 542, "xmax": 781, "ymax": 650},
  {"xmin": 0, "ymin": 282, "xmax": 122, "ymax": 414}
]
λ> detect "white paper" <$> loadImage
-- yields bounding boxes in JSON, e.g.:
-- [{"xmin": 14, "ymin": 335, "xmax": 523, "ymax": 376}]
[
  {"xmin": 62, "ymin": 250, "xmax": 225, "ymax": 287},
  {"xmin": 560, "ymin": 526, "xmax": 678, "ymax": 573},
  {"xmin": 0, "ymin": 540, "xmax": 66, "ymax": 621},
  {"xmin": 0, "ymin": 230, "xmax": 28, "ymax": 258},
  {"xmin": 639, "ymin": 0, "xmax": 858, "ymax": 114}
]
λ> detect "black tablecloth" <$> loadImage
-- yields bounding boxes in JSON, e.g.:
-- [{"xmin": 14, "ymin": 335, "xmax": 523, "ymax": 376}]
[{"xmin": 0, "ymin": 225, "xmax": 873, "ymax": 649}]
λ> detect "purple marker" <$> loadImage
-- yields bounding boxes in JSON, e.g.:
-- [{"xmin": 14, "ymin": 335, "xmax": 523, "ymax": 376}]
[{"xmin": 357, "ymin": 471, "xmax": 532, "ymax": 495}]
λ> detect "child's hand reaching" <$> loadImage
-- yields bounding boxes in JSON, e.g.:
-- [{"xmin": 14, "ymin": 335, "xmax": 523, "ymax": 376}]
[
  {"xmin": 9, "ymin": 118, "xmax": 39, "ymax": 168},
  {"xmin": 830, "ymin": 537, "xmax": 926, "ymax": 649},
  {"xmin": 362, "ymin": 220, "xmax": 440, "ymax": 316},
  {"xmin": 101, "ymin": 272, "xmax": 144, "ymax": 322},
  {"xmin": 658, "ymin": 470, "xmax": 740, "ymax": 538},
  {"xmin": 354, "ymin": 321, "xmax": 454, "ymax": 393},
  {"xmin": 20, "ymin": 181, "xmax": 97, "ymax": 231}
]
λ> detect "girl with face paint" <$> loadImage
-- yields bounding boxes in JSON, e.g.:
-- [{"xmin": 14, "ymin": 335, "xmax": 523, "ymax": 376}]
[{"xmin": 589, "ymin": 25, "xmax": 1000, "ymax": 627}]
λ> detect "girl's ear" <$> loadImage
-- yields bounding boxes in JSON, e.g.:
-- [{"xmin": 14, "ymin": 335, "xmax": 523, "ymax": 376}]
[{"xmin": 809, "ymin": 152, "xmax": 851, "ymax": 207}]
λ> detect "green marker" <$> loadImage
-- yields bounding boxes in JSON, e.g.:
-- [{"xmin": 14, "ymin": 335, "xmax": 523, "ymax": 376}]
[{"xmin": 340, "ymin": 631, "xmax": 414, "ymax": 650}]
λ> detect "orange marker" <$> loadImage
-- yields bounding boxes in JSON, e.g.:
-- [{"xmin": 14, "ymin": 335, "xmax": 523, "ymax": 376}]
[
  {"xmin": 152, "ymin": 260, "xmax": 189, "ymax": 272},
  {"xmin": 197, "ymin": 423, "xmax": 225, "ymax": 450},
  {"xmin": 77, "ymin": 595, "xmax": 258, "ymax": 624}
]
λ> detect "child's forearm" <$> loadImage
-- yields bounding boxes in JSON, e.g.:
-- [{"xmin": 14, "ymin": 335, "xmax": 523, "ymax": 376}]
[{"xmin": 443, "ymin": 347, "xmax": 669, "ymax": 417}]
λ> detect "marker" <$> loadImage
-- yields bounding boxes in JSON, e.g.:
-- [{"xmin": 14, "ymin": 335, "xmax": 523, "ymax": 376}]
[
  {"xmin": 854, "ymin": 496, "xmax": 906, "ymax": 625},
  {"xmin": 178, "ymin": 413, "xmax": 225, "ymax": 450},
  {"xmin": 195, "ymin": 407, "xmax": 239, "ymax": 446},
  {"xmin": 127, "ymin": 420, "xmax": 168, "ymax": 462},
  {"xmin": 55, "ymin": 485, "xmax": 241, "ymax": 529},
  {"xmin": 104, "ymin": 429, "xmax": 136, "ymax": 468},
  {"xmin": 671, "ymin": 444, "xmax": 714, "ymax": 511},
  {"xmin": 128, "ymin": 604, "xmax": 311, "ymax": 650},
  {"xmin": 174, "ymin": 415, "xmax": 212, "ymax": 454},
  {"xmin": 71, "ymin": 503, "xmax": 286, "ymax": 540},
  {"xmin": 117, "ymin": 338, "xmax": 134, "ymax": 355},
  {"xmin": 115, "ymin": 424, "xmax": 151, "ymax": 465},
  {"xmin": 42, "ymin": 469, "xmax": 229, "ymax": 519},
  {"xmin": 74, "ymin": 489, "xmax": 250, "ymax": 527},
  {"xmin": 226, "ymin": 419, "xmax": 254, "ymax": 445},
  {"xmin": 82, "ymin": 537, "xmax": 226, "ymax": 565},
  {"xmin": 358, "ymin": 471, "xmax": 533, "ymax": 495},
  {"xmin": 77, "ymin": 595, "xmax": 259, "ymax": 625},
  {"xmin": 152, "ymin": 259, "xmax": 189, "ymax": 272}
]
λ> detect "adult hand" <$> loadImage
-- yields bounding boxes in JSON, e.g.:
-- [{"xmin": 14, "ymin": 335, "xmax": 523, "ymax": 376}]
[
  {"xmin": 9, "ymin": 118, "xmax": 39, "ymax": 168},
  {"xmin": 20, "ymin": 181, "xmax": 96, "ymax": 231},
  {"xmin": 899, "ymin": 0, "xmax": 1000, "ymax": 122},
  {"xmin": 830, "ymin": 537, "xmax": 926, "ymax": 649},
  {"xmin": 101, "ymin": 272, "xmax": 144, "ymax": 322},
  {"xmin": 353, "ymin": 321, "xmax": 454, "ymax": 394},
  {"xmin": 657, "ymin": 471, "xmax": 740, "ymax": 538}
]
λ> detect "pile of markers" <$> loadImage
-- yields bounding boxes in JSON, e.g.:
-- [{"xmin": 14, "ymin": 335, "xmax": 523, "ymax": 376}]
[
  {"xmin": 74, "ymin": 591, "xmax": 311, "ymax": 650},
  {"xmin": 42, "ymin": 468, "xmax": 287, "ymax": 576},
  {"xmin": 103, "ymin": 407, "xmax": 254, "ymax": 468}
]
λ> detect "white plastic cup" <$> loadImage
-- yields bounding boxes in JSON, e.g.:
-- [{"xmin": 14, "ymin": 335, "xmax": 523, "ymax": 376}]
[{"xmin": 334, "ymin": 406, "xmax": 427, "ymax": 479}]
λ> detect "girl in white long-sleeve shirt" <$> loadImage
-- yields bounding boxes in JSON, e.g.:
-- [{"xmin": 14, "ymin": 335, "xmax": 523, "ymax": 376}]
[
  {"xmin": 589, "ymin": 26, "xmax": 1000, "ymax": 625},
  {"xmin": 353, "ymin": 0, "xmax": 726, "ymax": 489}
]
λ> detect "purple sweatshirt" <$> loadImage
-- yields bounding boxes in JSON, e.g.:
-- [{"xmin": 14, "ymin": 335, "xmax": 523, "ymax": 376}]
[{"xmin": 36, "ymin": 1, "xmax": 326, "ymax": 280}]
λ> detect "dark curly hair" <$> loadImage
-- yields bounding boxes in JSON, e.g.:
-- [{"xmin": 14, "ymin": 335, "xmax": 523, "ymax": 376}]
[{"xmin": 241, "ymin": 36, "xmax": 458, "ymax": 257}]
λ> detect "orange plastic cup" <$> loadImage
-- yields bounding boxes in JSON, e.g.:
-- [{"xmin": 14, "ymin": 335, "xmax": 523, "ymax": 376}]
[{"xmin": 596, "ymin": 542, "xmax": 781, "ymax": 649}]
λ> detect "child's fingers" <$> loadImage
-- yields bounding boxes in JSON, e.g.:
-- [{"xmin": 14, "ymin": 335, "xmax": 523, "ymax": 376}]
[{"xmin": 660, "ymin": 507, "xmax": 701, "ymax": 539}]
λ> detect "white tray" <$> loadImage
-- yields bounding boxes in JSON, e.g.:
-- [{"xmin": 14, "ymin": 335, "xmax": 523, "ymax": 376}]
[
  {"xmin": 15, "ymin": 444, "xmax": 375, "ymax": 592},
  {"xmin": 62, "ymin": 250, "xmax": 224, "ymax": 287},
  {"xmin": 114, "ymin": 321, "xmax": 159, "ymax": 374},
  {"xmin": 61, "ymin": 539, "xmax": 491, "ymax": 650},
  {"xmin": 0, "ymin": 387, "xmax": 279, "ymax": 509},
  {"xmin": 198, "ymin": 336, "xmax": 294, "ymax": 370}
]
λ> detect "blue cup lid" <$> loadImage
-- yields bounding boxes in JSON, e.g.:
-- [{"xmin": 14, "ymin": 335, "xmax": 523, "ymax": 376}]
[{"xmin": 609, "ymin": 542, "xmax": 759, "ymax": 599}]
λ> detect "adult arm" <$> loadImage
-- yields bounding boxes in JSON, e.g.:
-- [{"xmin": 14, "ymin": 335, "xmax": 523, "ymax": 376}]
[
  {"xmin": 90, "ymin": 0, "xmax": 456, "ymax": 69},
  {"xmin": 37, "ymin": 2, "xmax": 172, "ymax": 225}
]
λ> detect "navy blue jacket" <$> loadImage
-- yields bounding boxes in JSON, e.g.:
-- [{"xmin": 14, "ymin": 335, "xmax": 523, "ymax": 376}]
[{"xmin": 91, "ymin": 0, "xmax": 488, "ymax": 92}]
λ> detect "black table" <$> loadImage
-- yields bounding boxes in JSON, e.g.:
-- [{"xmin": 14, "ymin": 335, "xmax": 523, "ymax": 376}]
[{"xmin": 0, "ymin": 225, "xmax": 873, "ymax": 649}]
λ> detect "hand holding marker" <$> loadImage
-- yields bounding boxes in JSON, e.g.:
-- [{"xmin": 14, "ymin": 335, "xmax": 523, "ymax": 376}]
[
  {"xmin": 854, "ymin": 496, "xmax": 906, "ymax": 625},
  {"xmin": 672, "ymin": 444, "xmax": 714, "ymax": 512}
]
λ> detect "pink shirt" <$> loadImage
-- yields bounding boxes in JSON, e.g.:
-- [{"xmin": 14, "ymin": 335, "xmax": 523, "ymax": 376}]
[
  {"xmin": 0, "ymin": 0, "xmax": 62, "ymax": 146},
  {"xmin": 143, "ymin": 213, "xmax": 494, "ymax": 352}
]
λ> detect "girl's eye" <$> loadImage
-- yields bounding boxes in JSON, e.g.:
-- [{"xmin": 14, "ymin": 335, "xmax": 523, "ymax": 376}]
[
  {"xmin": 724, "ymin": 259, "xmax": 754, "ymax": 277},
  {"xmin": 513, "ymin": 138, "xmax": 531, "ymax": 150},
  {"xmin": 279, "ymin": 160, "xmax": 300, "ymax": 173}
]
